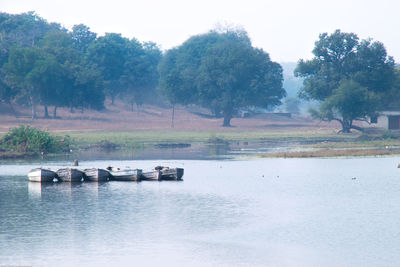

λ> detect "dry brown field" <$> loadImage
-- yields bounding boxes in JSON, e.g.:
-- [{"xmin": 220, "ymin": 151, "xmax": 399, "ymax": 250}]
[{"xmin": 0, "ymin": 99, "xmax": 339, "ymax": 135}]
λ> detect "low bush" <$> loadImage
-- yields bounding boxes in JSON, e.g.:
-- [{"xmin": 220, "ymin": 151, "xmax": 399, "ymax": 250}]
[{"xmin": 0, "ymin": 125, "xmax": 71, "ymax": 154}]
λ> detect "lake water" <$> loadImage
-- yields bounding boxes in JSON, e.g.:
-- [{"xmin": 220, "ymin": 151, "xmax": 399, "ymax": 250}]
[{"xmin": 1, "ymin": 157, "xmax": 400, "ymax": 266}]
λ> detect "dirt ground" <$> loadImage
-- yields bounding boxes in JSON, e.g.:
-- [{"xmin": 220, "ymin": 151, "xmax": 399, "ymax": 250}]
[{"xmin": 0, "ymin": 100, "xmax": 339, "ymax": 134}]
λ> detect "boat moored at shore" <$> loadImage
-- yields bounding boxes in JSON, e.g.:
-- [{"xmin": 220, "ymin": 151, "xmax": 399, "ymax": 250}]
[
  {"xmin": 141, "ymin": 169, "xmax": 162, "ymax": 181},
  {"xmin": 56, "ymin": 168, "xmax": 85, "ymax": 182},
  {"xmin": 84, "ymin": 168, "xmax": 111, "ymax": 182},
  {"xmin": 108, "ymin": 168, "xmax": 142, "ymax": 181},
  {"xmin": 28, "ymin": 168, "xmax": 58, "ymax": 182},
  {"xmin": 27, "ymin": 166, "xmax": 184, "ymax": 183},
  {"xmin": 157, "ymin": 166, "xmax": 184, "ymax": 180}
]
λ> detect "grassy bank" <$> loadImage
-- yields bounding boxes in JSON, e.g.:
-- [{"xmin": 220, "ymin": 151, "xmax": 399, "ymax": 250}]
[
  {"xmin": 64, "ymin": 128, "xmax": 355, "ymax": 147},
  {"xmin": 2, "ymin": 103, "xmax": 399, "ymax": 159},
  {"xmin": 2, "ymin": 127, "xmax": 400, "ymax": 159},
  {"xmin": 64, "ymin": 129, "xmax": 400, "ymax": 159},
  {"xmin": 261, "ymin": 148, "xmax": 400, "ymax": 158},
  {"xmin": 44, "ymin": 129, "xmax": 400, "ymax": 158}
]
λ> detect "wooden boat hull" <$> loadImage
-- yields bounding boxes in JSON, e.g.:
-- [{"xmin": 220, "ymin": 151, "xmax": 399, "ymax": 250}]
[
  {"xmin": 56, "ymin": 168, "xmax": 85, "ymax": 182},
  {"xmin": 28, "ymin": 168, "xmax": 57, "ymax": 182},
  {"xmin": 84, "ymin": 168, "xmax": 111, "ymax": 182},
  {"xmin": 141, "ymin": 170, "xmax": 162, "ymax": 181},
  {"xmin": 110, "ymin": 169, "xmax": 142, "ymax": 181},
  {"xmin": 161, "ymin": 168, "xmax": 184, "ymax": 180}
]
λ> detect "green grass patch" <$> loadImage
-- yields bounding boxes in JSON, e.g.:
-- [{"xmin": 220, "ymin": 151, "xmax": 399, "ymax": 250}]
[
  {"xmin": 61, "ymin": 128, "xmax": 355, "ymax": 147},
  {"xmin": 261, "ymin": 148, "xmax": 400, "ymax": 158}
]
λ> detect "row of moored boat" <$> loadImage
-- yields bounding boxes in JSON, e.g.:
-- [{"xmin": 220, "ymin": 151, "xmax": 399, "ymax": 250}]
[{"xmin": 28, "ymin": 166, "xmax": 184, "ymax": 183}]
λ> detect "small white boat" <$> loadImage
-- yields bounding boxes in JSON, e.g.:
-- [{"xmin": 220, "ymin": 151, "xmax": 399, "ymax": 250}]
[
  {"xmin": 56, "ymin": 168, "xmax": 85, "ymax": 182},
  {"xmin": 28, "ymin": 168, "xmax": 57, "ymax": 182},
  {"xmin": 84, "ymin": 168, "xmax": 111, "ymax": 182},
  {"xmin": 108, "ymin": 168, "xmax": 142, "ymax": 181}
]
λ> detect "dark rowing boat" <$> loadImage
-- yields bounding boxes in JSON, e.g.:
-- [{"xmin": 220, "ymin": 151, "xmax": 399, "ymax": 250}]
[
  {"xmin": 159, "ymin": 167, "xmax": 184, "ymax": 180},
  {"xmin": 84, "ymin": 168, "xmax": 111, "ymax": 182},
  {"xmin": 56, "ymin": 168, "xmax": 85, "ymax": 182},
  {"xmin": 108, "ymin": 168, "xmax": 142, "ymax": 181}
]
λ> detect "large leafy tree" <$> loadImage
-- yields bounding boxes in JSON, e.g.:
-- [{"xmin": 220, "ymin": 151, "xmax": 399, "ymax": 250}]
[
  {"xmin": 27, "ymin": 55, "xmax": 64, "ymax": 118},
  {"xmin": 34, "ymin": 31, "xmax": 78, "ymax": 117},
  {"xmin": 38, "ymin": 31, "xmax": 105, "ymax": 115},
  {"xmin": 121, "ymin": 40, "xmax": 161, "ymax": 111},
  {"xmin": 3, "ymin": 47, "xmax": 40, "ymax": 118},
  {"xmin": 71, "ymin": 24, "xmax": 97, "ymax": 53},
  {"xmin": 0, "ymin": 11, "xmax": 62, "ymax": 111},
  {"xmin": 0, "ymin": 11, "xmax": 161, "ymax": 117},
  {"xmin": 0, "ymin": 11, "xmax": 60, "ymax": 51},
  {"xmin": 159, "ymin": 29, "xmax": 285, "ymax": 126},
  {"xmin": 295, "ymin": 29, "xmax": 397, "ymax": 132},
  {"xmin": 86, "ymin": 33, "xmax": 129, "ymax": 104},
  {"xmin": 4, "ymin": 29, "xmax": 105, "ymax": 118}
]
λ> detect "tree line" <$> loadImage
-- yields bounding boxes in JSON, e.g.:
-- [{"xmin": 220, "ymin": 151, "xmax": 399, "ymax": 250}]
[
  {"xmin": 1, "ymin": 12, "xmax": 399, "ymax": 131},
  {"xmin": 0, "ymin": 12, "xmax": 161, "ymax": 119}
]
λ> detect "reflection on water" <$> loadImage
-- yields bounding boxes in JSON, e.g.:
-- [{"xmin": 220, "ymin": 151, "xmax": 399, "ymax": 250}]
[
  {"xmin": 51, "ymin": 144, "xmax": 234, "ymax": 161},
  {"xmin": 1, "ymin": 157, "xmax": 400, "ymax": 266},
  {"xmin": 28, "ymin": 181, "xmax": 43, "ymax": 198},
  {"xmin": 8, "ymin": 141, "xmax": 296, "ymax": 163}
]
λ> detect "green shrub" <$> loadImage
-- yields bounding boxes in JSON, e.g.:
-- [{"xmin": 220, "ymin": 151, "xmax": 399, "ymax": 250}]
[{"xmin": 0, "ymin": 125, "xmax": 71, "ymax": 154}]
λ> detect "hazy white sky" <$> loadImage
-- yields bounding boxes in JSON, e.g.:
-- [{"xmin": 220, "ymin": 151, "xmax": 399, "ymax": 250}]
[{"xmin": 1, "ymin": 0, "xmax": 399, "ymax": 63}]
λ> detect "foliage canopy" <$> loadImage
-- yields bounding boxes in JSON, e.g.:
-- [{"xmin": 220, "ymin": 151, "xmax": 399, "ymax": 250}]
[
  {"xmin": 295, "ymin": 29, "xmax": 397, "ymax": 132},
  {"xmin": 159, "ymin": 29, "xmax": 285, "ymax": 126},
  {"xmin": 0, "ymin": 12, "xmax": 161, "ymax": 118}
]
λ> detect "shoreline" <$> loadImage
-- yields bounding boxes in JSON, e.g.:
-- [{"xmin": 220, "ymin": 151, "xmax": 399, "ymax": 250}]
[
  {"xmin": 259, "ymin": 148, "xmax": 400, "ymax": 158},
  {"xmin": 1, "ymin": 131, "xmax": 399, "ymax": 160}
]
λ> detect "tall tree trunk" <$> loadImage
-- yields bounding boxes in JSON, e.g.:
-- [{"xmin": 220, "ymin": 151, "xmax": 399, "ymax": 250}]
[
  {"xmin": 8, "ymin": 101, "xmax": 17, "ymax": 117},
  {"xmin": 136, "ymin": 103, "xmax": 141, "ymax": 115},
  {"xmin": 340, "ymin": 118, "xmax": 351, "ymax": 133},
  {"xmin": 222, "ymin": 108, "xmax": 232, "ymax": 127},
  {"xmin": 31, "ymin": 104, "xmax": 35, "ymax": 120},
  {"xmin": 44, "ymin": 105, "xmax": 49, "ymax": 118},
  {"xmin": 53, "ymin": 106, "xmax": 57, "ymax": 118},
  {"xmin": 30, "ymin": 95, "xmax": 36, "ymax": 120},
  {"xmin": 171, "ymin": 104, "xmax": 175, "ymax": 128}
]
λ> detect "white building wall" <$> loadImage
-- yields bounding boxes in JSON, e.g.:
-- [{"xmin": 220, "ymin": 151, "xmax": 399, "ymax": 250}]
[
  {"xmin": 362, "ymin": 114, "xmax": 390, "ymax": 129},
  {"xmin": 376, "ymin": 115, "xmax": 388, "ymax": 129},
  {"xmin": 360, "ymin": 112, "xmax": 400, "ymax": 130}
]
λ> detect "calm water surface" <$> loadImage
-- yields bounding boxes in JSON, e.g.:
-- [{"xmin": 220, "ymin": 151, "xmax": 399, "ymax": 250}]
[{"xmin": 1, "ymin": 157, "xmax": 400, "ymax": 266}]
